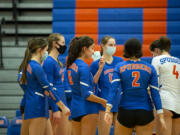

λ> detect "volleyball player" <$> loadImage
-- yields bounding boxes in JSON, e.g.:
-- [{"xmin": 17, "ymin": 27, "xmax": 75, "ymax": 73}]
[
  {"xmin": 66, "ymin": 36, "xmax": 107, "ymax": 135},
  {"xmin": 64, "ymin": 68, "xmax": 73, "ymax": 135},
  {"xmin": 152, "ymin": 36, "xmax": 180, "ymax": 135},
  {"xmin": 19, "ymin": 38, "xmax": 70, "ymax": 135},
  {"xmin": 104, "ymin": 38, "xmax": 166, "ymax": 135},
  {"xmin": 90, "ymin": 36, "xmax": 123, "ymax": 135},
  {"xmin": 18, "ymin": 47, "xmax": 54, "ymax": 135},
  {"xmin": 17, "ymin": 71, "xmax": 28, "ymax": 135},
  {"xmin": 43, "ymin": 33, "xmax": 70, "ymax": 135}
]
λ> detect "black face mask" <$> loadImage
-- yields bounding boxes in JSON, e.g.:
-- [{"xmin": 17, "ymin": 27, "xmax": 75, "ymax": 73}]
[{"xmin": 56, "ymin": 42, "xmax": 67, "ymax": 54}]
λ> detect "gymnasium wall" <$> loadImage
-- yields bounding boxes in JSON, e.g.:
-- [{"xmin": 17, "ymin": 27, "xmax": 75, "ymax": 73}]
[{"xmin": 53, "ymin": 0, "xmax": 180, "ymax": 64}]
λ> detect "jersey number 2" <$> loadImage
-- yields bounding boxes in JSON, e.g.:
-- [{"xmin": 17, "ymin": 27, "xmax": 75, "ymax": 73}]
[
  {"xmin": 132, "ymin": 71, "xmax": 140, "ymax": 87},
  {"xmin": 173, "ymin": 65, "xmax": 179, "ymax": 79},
  {"xmin": 68, "ymin": 70, "xmax": 74, "ymax": 85}
]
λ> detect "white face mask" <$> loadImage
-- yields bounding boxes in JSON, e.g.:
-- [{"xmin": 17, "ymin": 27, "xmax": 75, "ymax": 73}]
[
  {"xmin": 106, "ymin": 46, "xmax": 116, "ymax": 56},
  {"xmin": 42, "ymin": 51, "xmax": 48, "ymax": 61}
]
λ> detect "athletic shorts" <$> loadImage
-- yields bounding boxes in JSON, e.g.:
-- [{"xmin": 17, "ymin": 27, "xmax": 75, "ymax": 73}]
[
  {"xmin": 171, "ymin": 111, "xmax": 180, "ymax": 119},
  {"xmin": 20, "ymin": 106, "xmax": 25, "ymax": 115},
  {"xmin": 72, "ymin": 115, "xmax": 85, "ymax": 122},
  {"xmin": 117, "ymin": 108, "xmax": 154, "ymax": 128}
]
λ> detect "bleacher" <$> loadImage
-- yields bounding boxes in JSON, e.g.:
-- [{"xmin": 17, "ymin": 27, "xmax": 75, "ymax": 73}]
[{"xmin": 0, "ymin": 0, "xmax": 52, "ymax": 134}]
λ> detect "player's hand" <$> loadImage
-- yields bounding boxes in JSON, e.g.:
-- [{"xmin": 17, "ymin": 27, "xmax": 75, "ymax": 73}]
[
  {"xmin": 102, "ymin": 99, "xmax": 107, "ymax": 108},
  {"xmin": 52, "ymin": 111, "xmax": 61, "ymax": 125},
  {"xmin": 158, "ymin": 113, "xmax": 167, "ymax": 132},
  {"xmin": 104, "ymin": 112, "xmax": 113, "ymax": 125},
  {"xmin": 44, "ymin": 90, "xmax": 49, "ymax": 96},
  {"xmin": 99, "ymin": 56, "xmax": 105, "ymax": 70},
  {"xmin": 62, "ymin": 105, "xmax": 71, "ymax": 116}
]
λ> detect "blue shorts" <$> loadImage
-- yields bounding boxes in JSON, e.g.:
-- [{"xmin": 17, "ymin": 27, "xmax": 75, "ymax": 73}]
[
  {"xmin": 71, "ymin": 95, "xmax": 99, "ymax": 119},
  {"xmin": 24, "ymin": 95, "xmax": 49, "ymax": 120}
]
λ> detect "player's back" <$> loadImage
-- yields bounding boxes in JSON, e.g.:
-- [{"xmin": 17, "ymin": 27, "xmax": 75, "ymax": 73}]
[
  {"xmin": 118, "ymin": 60, "xmax": 156, "ymax": 110},
  {"xmin": 68, "ymin": 59, "xmax": 93, "ymax": 97},
  {"xmin": 68, "ymin": 59, "xmax": 98, "ymax": 118},
  {"xmin": 24, "ymin": 60, "xmax": 49, "ymax": 119},
  {"xmin": 26, "ymin": 60, "xmax": 44, "ymax": 95},
  {"xmin": 152, "ymin": 55, "xmax": 180, "ymax": 94}
]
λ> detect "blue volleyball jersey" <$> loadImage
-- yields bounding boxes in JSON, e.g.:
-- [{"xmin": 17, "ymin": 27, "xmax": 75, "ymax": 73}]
[
  {"xmin": 67, "ymin": 59, "xmax": 99, "ymax": 118},
  {"xmin": 43, "ymin": 56, "xmax": 66, "ymax": 112},
  {"xmin": 24, "ymin": 60, "xmax": 61, "ymax": 120},
  {"xmin": 107, "ymin": 60, "xmax": 163, "ymax": 113},
  {"xmin": 63, "ymin": 68, "xmax": 72, "ymax": 109},
  {"xmin": 90, "ymin": 56, "xmax": 123, "ymax": 112},
  {"xmin": 63, "ymin": 68, "xmax": 72, "ymax": 120},
  {"xmin": 17, "ymin": 71, "xmax": 26, "ymax": 107}
]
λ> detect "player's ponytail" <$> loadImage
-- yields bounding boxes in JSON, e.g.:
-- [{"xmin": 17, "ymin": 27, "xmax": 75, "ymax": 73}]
[
  {"xmin": 18, "ymin": 38, "xmax": 48, "ymax": 84},
  {"xmin": 66, "ymin": 36, "xmax": 94, "ymax": 69},
  {"xmin": 66, "ymin": 37, "xmax": 81, "ymax": 69},
  {"xmin": 19, "ymin": 47, "xmax": 32, "ymax": 84}
]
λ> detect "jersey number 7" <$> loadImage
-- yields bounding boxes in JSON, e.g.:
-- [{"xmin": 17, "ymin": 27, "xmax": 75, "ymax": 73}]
[{"xmin": 132, "ymin": 71, "xmax": 140, "ymax": 87}]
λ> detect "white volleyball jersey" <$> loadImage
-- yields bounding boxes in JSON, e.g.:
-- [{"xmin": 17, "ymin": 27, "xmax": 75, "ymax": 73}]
[
  {"xmin": 152, "ymin": 55, "xmax": 180, "ymax": 113},
  {"xmin": 152, "ymin": 55, "xmax": 180, "ymax": 93}
]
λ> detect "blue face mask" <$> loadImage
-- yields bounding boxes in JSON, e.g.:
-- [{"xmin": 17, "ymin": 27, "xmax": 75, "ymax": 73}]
[
  {"xmin": 42, "ymin": 51, "xmax": 48, "ymax": 61},
  {"xmin": 106, "ymin": 46, "xmax": 116, "ymax": 56}
]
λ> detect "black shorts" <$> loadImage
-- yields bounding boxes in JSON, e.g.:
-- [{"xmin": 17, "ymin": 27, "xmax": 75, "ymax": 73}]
[
  {"xmin": 72, "ymin": 115, "xmax": 85, "ymax": 122},
  {"xmin": 171, "ymin": 111, "xmax": 180, "ymax": 119},
  {"xmin": 117, "ymin": 108, "xmax": 154, "ymax": 128},
  {"xmin": 20, "ymin": 106, "xmax": 25, "ymax": 115}
]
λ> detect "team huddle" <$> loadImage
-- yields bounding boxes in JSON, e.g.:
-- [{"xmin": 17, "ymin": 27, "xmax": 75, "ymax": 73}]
[{"xmin": 17, "ymin": 34, "xmax": 180, "ymax": 135}]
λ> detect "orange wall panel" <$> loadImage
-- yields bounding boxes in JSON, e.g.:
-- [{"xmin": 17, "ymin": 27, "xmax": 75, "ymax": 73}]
[
  {"xmin": 76, "ymin": 9, "xmax": 98, "ymax": 21},
  {"xmin": 144, "ymin": 8, "xmax": 167, "ymax": 21},
  {"xmin": 76, "ymin": 0, "xmax": 167, "ymax": 8},
  {"xmin": 143, "ymin": 21, "xmax": 167, "ymax": 34}
]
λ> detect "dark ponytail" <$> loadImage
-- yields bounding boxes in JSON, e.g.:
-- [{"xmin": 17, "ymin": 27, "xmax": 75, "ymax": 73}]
[
  {"xmin": 19, "ymin": 48, "xmax": 32, "ymax": 84},
  {"xmin": 66, "ymin": 36, "xmax": 94, "ymax": 69},
  {"xmin": 18, "ymin": 38, "xmax": 48, "ymax": 84}
]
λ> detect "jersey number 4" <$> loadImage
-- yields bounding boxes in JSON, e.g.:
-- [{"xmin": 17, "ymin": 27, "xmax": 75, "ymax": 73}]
[
  {"xmin": 173, "ymin": 65, "xmax": 179, "ymax": 79},
  {"xmin": 132, "ymin": 71, "xmax": 140, "ymax": 87}
]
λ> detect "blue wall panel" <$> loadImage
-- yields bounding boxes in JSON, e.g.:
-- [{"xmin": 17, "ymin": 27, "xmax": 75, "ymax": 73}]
[
  {"xmin": 53, "ymin": 0, "xmax": 76, "ymax": 9},
  {"xmin": 98, "ymin": 22, "xmax": 143, "ymax": 34},
  {"xmin": 99, "ymin": 8, "xmax": 143, "ymax": 21},
  {"xmin": 98, "ymin": 34, "xmax": 143, "ymax": 45},
  {"xmin": 53, "ymin": 9, "xmax": 75, "ymax": 21}
]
